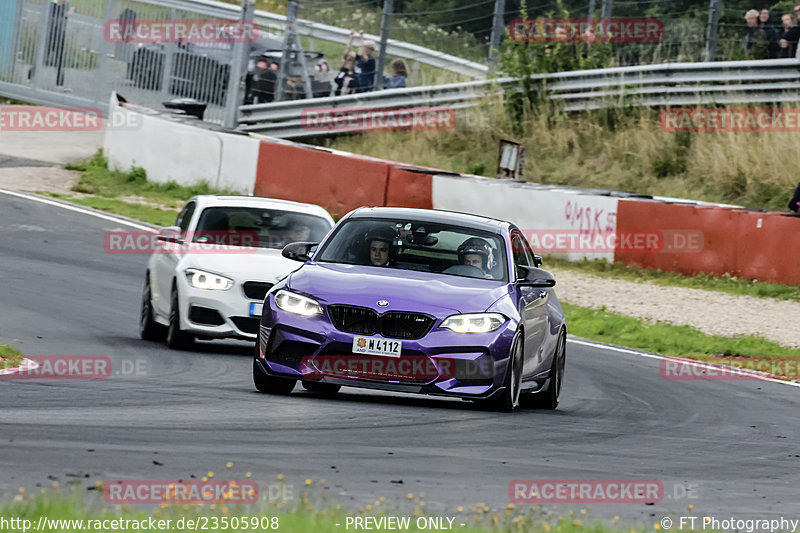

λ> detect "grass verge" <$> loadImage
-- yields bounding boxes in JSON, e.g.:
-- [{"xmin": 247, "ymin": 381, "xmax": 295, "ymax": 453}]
[
  {"xmin": 0, "ymin": 344, "xmax": 24, "ymax": 370},
  {"xmin": 546, "ymin": 258, "xmax": 800, "ymax": 302},
  {"xmin": 3, "ymin": 491, "xmax": 637, "ymax": 533},
  {"xmin": 53, "ymin": 151, "xmax": 240, "ymax": 226},
  {"xmin": 564, "ymin": 303, "xmax": 800, "ymax": 361}
]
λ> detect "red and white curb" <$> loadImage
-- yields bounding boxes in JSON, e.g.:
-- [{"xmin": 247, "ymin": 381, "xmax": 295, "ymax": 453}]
[{"xmin": 0, "ymin": 357, "xmax": 39, "ymax": 376}]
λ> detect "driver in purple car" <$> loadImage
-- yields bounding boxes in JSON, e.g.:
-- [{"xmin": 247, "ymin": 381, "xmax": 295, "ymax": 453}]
[
  {"xmin": 457, "ymin": 237, "xmax": 496, "ymax": 279},
  {"xmin": 367, "ymin": 227, "xmax": 397, "ymax": 267}
]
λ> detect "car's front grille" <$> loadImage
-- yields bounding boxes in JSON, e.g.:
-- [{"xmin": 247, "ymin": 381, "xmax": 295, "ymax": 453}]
[
  {"xmin": 327, "ymin": 305, "xmax": 435, "ymax": 340},
  {"xmin": 231, "ymin": 317, "xmax": 260, "ymax": 335},
  {"xmin": 242, "ymin": 281, "xmax": 273, "ymax": 301}
]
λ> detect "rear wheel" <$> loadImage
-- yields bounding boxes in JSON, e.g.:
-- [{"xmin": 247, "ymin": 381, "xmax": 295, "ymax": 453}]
[
  {"xmin": 524, "ymin": 331, "xmax": 566, "ymax": 410},
  {"xmin": 253, "ymin": 358, "xmax": 296, "ymax": 395},
  {"xmin": 166, "ymin": 285, "xmax": 194, "ymax": 350},
  {"xmin": 139, "ymin": 274, "xmax": 166, "ymax": 341}
]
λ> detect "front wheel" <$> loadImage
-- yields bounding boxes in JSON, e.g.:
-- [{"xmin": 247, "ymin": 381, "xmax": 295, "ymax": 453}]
[
  {"xmin": 166, "ymin": 286, "xmax": 194, "ymax": 350},
  {"xmin": 524, "ymin": 331, "xmax": 566, "ymax": 410},
  {"xmin": 139, "ymin": 275, "xmax": 166, "ymax": 341},
  {"xmin": 487, "ymin": 332, "xmax": 523, "ymax": 413}
]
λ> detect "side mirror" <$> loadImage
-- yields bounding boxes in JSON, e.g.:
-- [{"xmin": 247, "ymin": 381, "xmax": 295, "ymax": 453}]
[
  {"xmin": 282, "ymin": 241, "xmax": 318, "ymax": 262},
  {"xmin": 516, "ymin": 265, "xmax": 556, "ymax": 287},
  {"xmin": 156, "ymin": 226, "xmax": 182, "ymax": 244}
]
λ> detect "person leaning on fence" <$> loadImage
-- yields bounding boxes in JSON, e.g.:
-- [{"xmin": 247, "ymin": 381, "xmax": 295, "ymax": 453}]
[
  {"xmin": 789, "ymin": 182, "xmax": 800, "ymax": 213},
  {"xmin": 383, "ymin": 59, "xmax": 408, "ymax": 90},
  {"xmin": 758, "ymin": 8, "xmax": 780, "ymax": 58},
  {"xmin": 780, "ymin": 5, "xmax": 800, "ymax": 58},
  {"xmin": 743, "ymin": 9, "xmax": 773, "ymax": 59}
]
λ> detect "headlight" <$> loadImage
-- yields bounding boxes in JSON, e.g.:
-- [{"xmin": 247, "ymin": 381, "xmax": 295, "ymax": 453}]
[
  {"xmin": 274, "ymin": 289, "xmax": 322, "ymax": 317},
  {"xmin": 441, "ymin": 313, "xmax": 505, "ymax": 334},
  {"xmin": 185, "ymin": 269, "xmax": 233, "ymax": 290}
]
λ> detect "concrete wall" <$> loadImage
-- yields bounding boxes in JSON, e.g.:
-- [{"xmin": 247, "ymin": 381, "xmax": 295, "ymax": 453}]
[{"xmin": 103, "ymin": 94, "xmax": 259, "ymax": 194}]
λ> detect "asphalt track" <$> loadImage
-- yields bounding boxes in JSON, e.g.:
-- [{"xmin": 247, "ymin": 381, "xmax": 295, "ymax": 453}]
[{"xmin": 1, "ymin": 190, "xmax": 800, "ymax": 527}]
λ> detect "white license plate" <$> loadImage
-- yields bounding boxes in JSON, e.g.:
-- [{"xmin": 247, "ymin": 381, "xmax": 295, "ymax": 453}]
[
  {"xmin": 352, "ymin": 336, "xmax": 402, "ymax": 357},
  {"xmin": 249, "ymin": 302, "xmax": 263, "ymax": 317}
]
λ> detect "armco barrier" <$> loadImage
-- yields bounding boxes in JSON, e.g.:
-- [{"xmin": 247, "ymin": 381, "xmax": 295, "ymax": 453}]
[
  {"xmin": 735, "ymin": 211, "xmax": 800, "ymax": 286},
  {"xmin": 254, "ymin": 141, "xmax": 390, "ymax": 217},
  {"xmin": 614, "ymin": 200, "xmax": 741, "ymax": 276}
]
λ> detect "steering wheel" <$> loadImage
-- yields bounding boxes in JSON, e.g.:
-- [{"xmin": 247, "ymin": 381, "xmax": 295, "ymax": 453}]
[{"xmin": 442, "ymin": 264, "xmax": 486, "ymax": 278}]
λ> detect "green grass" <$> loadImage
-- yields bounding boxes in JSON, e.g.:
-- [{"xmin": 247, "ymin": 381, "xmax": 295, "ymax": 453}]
[
  {"xmin": 53, "ymin": 150, "xmax": 242, "ymax": 226},
  {"xmin": 3, "ymin": 491, "xmax": 641, "ymax": 533},
  {"xmin": 0, "ymin": 344, "xmax": 23, "ymax": 370},
  {"xmin": 42, "ymin": 193, "xmax": 179, "ymax": 227},
  {"xmin": 546, "ymin": 257, "xmax": 800, "ymax": 302},
  {"xmin": 564, "ymin": 303, "xmax": 800, "ymax": 360}
]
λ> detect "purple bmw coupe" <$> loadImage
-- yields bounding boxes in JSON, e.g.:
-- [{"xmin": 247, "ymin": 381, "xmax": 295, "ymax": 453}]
[{"xmin": 253, "ymin": 207, "xmax": 566, "ymax": 411}]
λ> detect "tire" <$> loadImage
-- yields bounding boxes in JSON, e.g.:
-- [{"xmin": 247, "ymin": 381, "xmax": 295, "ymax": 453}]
[
  {"xmin": 488, "ymin": 332, "xmax": 523, "ymax": 413},
  {"xmin": 253, "ymin": 359, "xmax": 296, "ymax": 395},
  {"xmin": 139, "ymin": 274, "xmax": 167, "ymax": 341},
  {"xmin": 166, "ymin": 285, "xmax": 194, "ymax": 350},
  {"xmin": 302, "ymin": 381, "xmax": 341, "ymax": 394},
  {"xmin": 524, "ymin": 331, "xmax": 566, "ymax": 410}
]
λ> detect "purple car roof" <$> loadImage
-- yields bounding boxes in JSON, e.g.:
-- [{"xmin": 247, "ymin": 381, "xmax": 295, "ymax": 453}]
[{"xmin": 348, "ymin": 207, "xmax": 510, "ymax": 234}]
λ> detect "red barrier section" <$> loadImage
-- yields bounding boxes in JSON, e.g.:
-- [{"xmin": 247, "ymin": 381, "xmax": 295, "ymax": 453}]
[
  {"xmin": 735, "ymin": 212, "xmax": 800, "ymax": 286},
  {"xmin": 616, "ymin": 200, "xmax": 800, "ymax": 286},
  {"xmin": 385, "ymin": 168, "xmax": 433, "ymax": 209},
  {"xmin": 254, "ymin": 141, "xmax": 389, "ymax": 217},
  {"xmin": 614, "ymin": 200, "xmax": 741, "ymax": 277}
]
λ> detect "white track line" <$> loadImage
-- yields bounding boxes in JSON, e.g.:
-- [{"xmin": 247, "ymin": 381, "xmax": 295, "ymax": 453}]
[
  {"xmin": 568, "ymin": 337, "xmax": 800, "ymax": 389},
  {"xmin": 0, "ymin": 189, "xmax": 154, "ymax": 231}
]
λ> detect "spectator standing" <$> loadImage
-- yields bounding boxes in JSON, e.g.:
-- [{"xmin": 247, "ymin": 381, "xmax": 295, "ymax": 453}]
[
  {"xmin": 758, "ymin": 8, "xmax": 780, "ymax": 58},
  {"xmin": 780, "ymin": 5, "xmax": 800, "ymax": 58},
  {"xmin": 354, "ymin": 31, "xmax": 376, "ymax": 93},
  {"xmin": 334, "ymin": 52, "xmax": 358, "ymax": 95},
  {"xmin": 383, "ymin": 58, "xmax": 408, "ymax": 89},
  {"xmin": 743, "ymin": 9, "xmax": 770, "ymax": 58},
  {"xmin": 789, "ymin": 181, "xmax": 800, "ymax": 213}
]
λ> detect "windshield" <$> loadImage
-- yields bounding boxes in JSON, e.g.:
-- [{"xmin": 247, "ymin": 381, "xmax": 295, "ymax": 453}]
[
  {"xmin": 317, "ymin": 218, "xmax": 507, "ymax": 281},
  {"xmin": 193, "ymin": 206, "xmax": 331, "ymax": 249}
]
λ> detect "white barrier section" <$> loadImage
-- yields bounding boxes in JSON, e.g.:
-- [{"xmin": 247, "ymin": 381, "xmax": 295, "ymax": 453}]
[
  {"xmin": 103, "ymin": 95, "xmax": 259, "ymax": 194},
  {"xmin": 432, "ymin": 175, "xmax": 620, "ymax": 261}
]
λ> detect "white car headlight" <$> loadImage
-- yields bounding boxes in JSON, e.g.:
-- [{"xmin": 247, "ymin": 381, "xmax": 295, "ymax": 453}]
[
  {"xmin": 185, "ymin": 269, "xmax": 233, "ymax": 290},
  {"xmin": 274, "ymin": 289, "xmax": 322, "ymax": 317},
  {"xmin": 441, "ymin": 313, "xmax": 505, "ymax": 334}
]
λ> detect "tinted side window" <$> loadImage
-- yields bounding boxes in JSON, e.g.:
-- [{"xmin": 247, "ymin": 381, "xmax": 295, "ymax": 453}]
[{"xmin": 175, "ymin": 202, "xmax": 196, "ymax": 233}]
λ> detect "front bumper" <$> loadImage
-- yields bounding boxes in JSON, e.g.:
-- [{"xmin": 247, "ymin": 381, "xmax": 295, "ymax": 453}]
[
  {"xmin": 177, "ymin": 274, "xmax": 269, "ymax": 341},
  {"xmin": 256, "ymin": 300, "xmax": 518, "ymax": 398}
]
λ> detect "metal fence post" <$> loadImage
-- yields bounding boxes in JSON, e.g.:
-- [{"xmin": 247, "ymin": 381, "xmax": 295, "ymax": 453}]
[
  {"xmin": 223, "ymin": 0, "xmax": 255, "ymax": 129},
  {"xmin": 95, "ymin": 0, "xmax": 119, "ymax": 103},
  {"xmin": 704, "ymin": 0, "xmax": 720, "ymax": 62},
  {"xmin": 487, "ymin": 0, "xmax": 506, "ymax": 74},
  {"xmin": 30, "ymin": 0, "xmax": 51, "ymax": 89},
  {"xmin": 159, "ymin": 8, "xmax": 177, "ymax": 101},
  {"xmin": 375, "ymin": 0, "xmax": 393, "ymax": 89}
]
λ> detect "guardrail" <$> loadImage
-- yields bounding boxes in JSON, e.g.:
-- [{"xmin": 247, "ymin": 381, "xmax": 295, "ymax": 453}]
[
  {"xmin": 238, "ymin": 59, "xmax": 800, "ymax": 138},
  {"xmin": 178, "ymin": 0, "xmax": 488, "ymax": 79}
]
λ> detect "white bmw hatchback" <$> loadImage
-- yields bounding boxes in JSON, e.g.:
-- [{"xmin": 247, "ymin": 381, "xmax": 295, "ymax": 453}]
[{"xmin": 139, "ymin": 195, "xmax": 334, "ymax": 349}]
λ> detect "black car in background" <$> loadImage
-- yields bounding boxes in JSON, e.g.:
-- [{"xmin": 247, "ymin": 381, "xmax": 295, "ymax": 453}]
[{"xmin": 126, "ymin": 30, "xmax": 332, "ymax": 105}]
